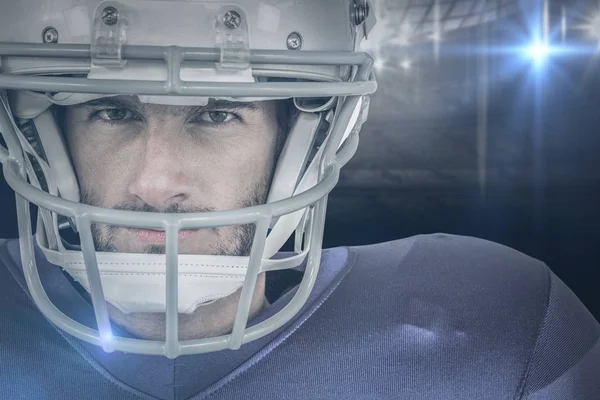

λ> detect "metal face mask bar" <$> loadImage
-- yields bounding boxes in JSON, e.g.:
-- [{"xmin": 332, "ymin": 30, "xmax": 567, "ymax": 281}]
[{"xmin": 0, "ymin": 44, "xmax": 375, "ymax": 98}]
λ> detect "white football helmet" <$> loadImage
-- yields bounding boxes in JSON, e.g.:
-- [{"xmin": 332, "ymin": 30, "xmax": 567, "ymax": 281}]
[{"xmin": 0, "ymin": 0, "xmax": 377, "ymax": 358}]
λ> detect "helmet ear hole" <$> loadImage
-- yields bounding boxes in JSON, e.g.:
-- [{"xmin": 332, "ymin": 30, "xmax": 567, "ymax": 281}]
[{"xmin": 294, "ymin": 97, "xmax": 337, "ymax": 113}]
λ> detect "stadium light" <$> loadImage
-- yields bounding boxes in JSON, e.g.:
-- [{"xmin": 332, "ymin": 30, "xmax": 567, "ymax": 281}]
[
  {"xmin": 400, "ymin": 58, "xmax": 412, "ymax": 71},
  {"xmin": 374, "ymin": 57, "xmax": 386, "ymax": 73},
  {"xmin": 527, "ymin": 41, "xmax": 551, "ymax": 63}
]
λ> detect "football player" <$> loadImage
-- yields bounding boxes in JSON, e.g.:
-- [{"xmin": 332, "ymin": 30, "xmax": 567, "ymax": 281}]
[{"xmin": 0, "ymin": 1, "xmax": 598, "ymax": 399}]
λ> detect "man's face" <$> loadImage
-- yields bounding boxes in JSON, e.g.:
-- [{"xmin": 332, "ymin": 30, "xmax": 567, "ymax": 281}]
[{"xmin": 62, "ymin": 96, "xmax": 279, "ymax": 256}]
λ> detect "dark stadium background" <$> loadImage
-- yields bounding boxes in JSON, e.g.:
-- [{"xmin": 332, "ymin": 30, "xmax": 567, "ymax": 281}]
[{"xmin": 1, "ymin": 0, "xmax": 599, "ymax": 320}]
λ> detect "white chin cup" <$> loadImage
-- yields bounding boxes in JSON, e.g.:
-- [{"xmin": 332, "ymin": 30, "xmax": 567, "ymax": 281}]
[
  {"xmin": 38, "ymin": 237, "xmax": 308, "ymax": 314},
  {"xmin": 55, "ymin": 251, "xmax": 248, "ymax": 314}
]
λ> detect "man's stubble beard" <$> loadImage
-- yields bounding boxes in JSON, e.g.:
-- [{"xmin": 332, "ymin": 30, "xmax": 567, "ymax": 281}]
[{"xmin": 80, "ymin": 183, "xmax": 268, "ymax": 257}]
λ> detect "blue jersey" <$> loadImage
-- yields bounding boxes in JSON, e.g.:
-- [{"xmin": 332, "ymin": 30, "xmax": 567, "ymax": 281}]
[{"xmin": 1, "ymin": 234, "xmax": 599, "ymax": 399}]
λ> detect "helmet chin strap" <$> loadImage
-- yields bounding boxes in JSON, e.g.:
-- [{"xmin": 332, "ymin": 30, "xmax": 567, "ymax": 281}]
[{"xmin": 31, "ymin": 95, "xmax": 365, "ymax": 314}]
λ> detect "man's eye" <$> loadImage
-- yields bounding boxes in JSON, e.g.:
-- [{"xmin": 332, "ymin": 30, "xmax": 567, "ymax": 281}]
[
  {"xmin": 195, "ymin": 111, "xmax": 236, "ymax": 124},
  {"xmin": 98, "ymin": 108, "xmax": 136, "ymax": 122}
]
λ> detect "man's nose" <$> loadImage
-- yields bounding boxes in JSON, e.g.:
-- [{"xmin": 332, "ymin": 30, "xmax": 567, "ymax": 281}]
[{"xmin": 127, "ymin": 134, "xmax": 192, "ymax": 209}]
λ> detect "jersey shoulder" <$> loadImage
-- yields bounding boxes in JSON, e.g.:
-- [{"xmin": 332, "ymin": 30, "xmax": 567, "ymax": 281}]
[
  {"xmin": 345, "ymin": 233, "xmax": 600, "ymax": 398},
  {"xmin": 347, "ymin": 233, "xmax": 554, "ymax": 319}
]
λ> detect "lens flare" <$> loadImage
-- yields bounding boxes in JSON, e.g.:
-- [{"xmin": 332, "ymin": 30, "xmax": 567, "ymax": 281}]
[{"xmin": 528, "ymin": 41, "xmax": 551, "ymax": 63}]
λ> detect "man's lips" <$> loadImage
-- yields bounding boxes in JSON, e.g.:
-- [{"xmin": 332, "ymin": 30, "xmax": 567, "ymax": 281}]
[{"xmin": 126, "ymin": 228, "xmax": 195, "ymax": 243}]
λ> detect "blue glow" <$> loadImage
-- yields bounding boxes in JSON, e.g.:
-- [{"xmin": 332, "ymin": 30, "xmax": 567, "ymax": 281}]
[
  {"xmin": 101, "ymin": 332, "xmax": 113, "ymax": 343},
  {"xmin": 527, "ymin": 41, "xmax": 551, "ymax": 63}
]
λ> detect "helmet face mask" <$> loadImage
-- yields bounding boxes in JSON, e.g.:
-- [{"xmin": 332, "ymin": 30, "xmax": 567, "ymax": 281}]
[{"xmin": 0, "ymin": 0, "xmax": 376, "ymax": 358}]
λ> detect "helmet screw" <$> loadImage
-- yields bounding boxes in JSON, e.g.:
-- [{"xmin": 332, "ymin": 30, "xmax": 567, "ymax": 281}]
[
  {"xmin": 353, "ymin": 1, "xmax": 370, "ymax": 26},
  {"xmin": 286, "ymin": 32, "xmax": 303, "ymax": 50},
  {"xmin": 42, "ymin": 27, "xmax": 59, "ymax": 44},
  {"xmin": 102, "ymin": 6, "xmax": 119, "ymax": 26},
  {"xmin": 223, "ymin": 10, "xmax": 242, "ymax": 29}
]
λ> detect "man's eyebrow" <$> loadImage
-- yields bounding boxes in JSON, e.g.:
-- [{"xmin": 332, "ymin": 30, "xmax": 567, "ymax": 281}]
[
  {"xmin": 80, "ymin": 97, "xmax": 260, "ymax": 115},
  {"xmin": 81, "ymin": 97, "xmax": 142, "ymax": 110},
  {"xmin": 205, "ymin": 100, "xmax": 259, "ymax": 112}
]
